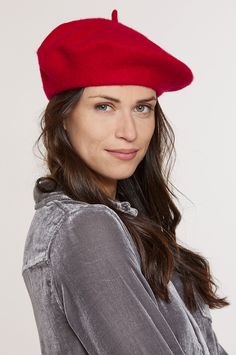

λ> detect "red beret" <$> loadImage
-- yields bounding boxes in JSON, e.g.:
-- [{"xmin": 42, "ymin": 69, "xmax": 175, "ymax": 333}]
[{"xmin": 37, "ymin": 9, "xmax": 193, "ymax": 99}]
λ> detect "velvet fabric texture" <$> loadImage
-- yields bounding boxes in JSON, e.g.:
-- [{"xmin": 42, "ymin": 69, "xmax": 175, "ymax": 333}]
[
  {"xmin": 37, "ymin": 9, "xmax": 193, "ymax": 99},
  {"xmin": 22, "ymin": 182, "xmax": 228, "ymax": 354}
]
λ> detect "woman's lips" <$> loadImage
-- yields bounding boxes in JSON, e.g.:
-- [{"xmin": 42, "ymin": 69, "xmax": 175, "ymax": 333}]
[{"xmin": 106, "ymin": 150, "xmax": 138, "ymax": 160}]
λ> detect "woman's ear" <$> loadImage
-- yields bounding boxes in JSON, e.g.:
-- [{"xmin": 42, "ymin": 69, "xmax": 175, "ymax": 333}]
[{"xmin": 63, "ymin": 120, "xmax": 67, "ymax": 130}]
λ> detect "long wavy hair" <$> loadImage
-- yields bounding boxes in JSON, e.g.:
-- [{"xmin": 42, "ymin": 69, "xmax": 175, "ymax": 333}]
[{"xmin": 35, "ymin": 87, "xmax": 229, "ymax": 311}]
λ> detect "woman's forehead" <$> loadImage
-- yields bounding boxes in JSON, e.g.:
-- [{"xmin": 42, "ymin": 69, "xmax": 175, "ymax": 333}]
[{"xmin": 83, "ymin": 85, "xmax": 157, "ymax": 98}]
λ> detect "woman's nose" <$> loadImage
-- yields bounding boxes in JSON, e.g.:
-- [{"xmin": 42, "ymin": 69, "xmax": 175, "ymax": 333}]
[{"xmin": 115, "ymin": 110, "xmax": 137, "ymax": 141}]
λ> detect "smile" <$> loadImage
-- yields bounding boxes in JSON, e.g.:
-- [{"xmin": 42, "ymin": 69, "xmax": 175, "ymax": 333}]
[{"xmin": 106, "ymin": 150, "xmax": 138, "ymax": 160}]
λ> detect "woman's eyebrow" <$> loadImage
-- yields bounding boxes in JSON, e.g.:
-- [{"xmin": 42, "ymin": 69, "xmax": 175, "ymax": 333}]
[{"xmin": 87, "ymin": 95, "xmax": 157, "ymax": 103}]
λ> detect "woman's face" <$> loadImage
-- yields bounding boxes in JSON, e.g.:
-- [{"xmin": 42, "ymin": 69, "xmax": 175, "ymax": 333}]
[{"xmin": 63, "ymin": 85, "xmax": 156, "ymax": 199}]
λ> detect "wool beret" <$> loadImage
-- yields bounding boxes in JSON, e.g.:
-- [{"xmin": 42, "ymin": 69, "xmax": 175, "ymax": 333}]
[{"xmin": 37, "ymin": 9, "xmax": 193, "ymax": 99}]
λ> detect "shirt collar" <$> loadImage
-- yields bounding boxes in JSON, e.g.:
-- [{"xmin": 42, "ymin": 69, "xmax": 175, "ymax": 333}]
[
  {"xmin": 109, "ymin": 199, "xmax": 138, "ymax": 217},
  {"xmin": 33, "ymin": 181, "xmax": 138, "ymax": 217}
]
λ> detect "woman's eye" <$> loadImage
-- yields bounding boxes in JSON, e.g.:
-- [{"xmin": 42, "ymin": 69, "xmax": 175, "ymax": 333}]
[
  {"xmin": 136, "ymin": 104, "xmax": 153, "ymax": 113},
  {"xmin": 95, "ymin": 104, "xmax": 112, "ymax": 111},
  {"xmin": 95, "ymin": 103, "xmax": 154, "ymax": 113}
]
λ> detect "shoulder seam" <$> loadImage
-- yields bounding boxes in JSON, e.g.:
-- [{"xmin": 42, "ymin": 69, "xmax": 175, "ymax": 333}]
[{"xmin": 22, "ymin": 206, "xmax": 68, "ymax": 272}]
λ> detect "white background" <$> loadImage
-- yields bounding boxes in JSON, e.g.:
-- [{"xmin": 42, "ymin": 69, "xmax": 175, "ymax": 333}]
[{"xmin": 1, "ymin": 0, "xmax": 235, "ymax": 354}]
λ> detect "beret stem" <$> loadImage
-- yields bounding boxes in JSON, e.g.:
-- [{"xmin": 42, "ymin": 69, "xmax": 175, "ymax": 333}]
[{"xmin": 111, "ymin": 9, "xmax": 118, "ymax": 22}]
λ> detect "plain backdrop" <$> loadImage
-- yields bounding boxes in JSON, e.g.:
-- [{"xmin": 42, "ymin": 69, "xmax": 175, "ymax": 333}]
[{"xmin": 1, "ymin": 1, "xmax": 235, "ymax": 354}]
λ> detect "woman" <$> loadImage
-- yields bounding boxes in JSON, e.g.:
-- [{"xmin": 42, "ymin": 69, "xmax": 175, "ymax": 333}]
[{"xmin": 22, "ymin": 9, "xmax": 229, "ymax": 355}]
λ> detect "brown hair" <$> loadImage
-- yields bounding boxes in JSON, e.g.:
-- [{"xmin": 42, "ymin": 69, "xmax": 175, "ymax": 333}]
[{"xmin": 35, "ymin": 88, "xmax": 229, "ymax": 311}]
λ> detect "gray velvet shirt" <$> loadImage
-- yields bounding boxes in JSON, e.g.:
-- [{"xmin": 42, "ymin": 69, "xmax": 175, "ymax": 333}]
[{"xmin": 22, "ymin": 183, "xmax": 228, "ymax": 354}]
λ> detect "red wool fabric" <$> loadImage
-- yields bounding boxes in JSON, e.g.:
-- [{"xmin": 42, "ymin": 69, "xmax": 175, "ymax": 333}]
[{"xmin": 37, "ymin": 9, "xmax": 194, "ymax": 99}]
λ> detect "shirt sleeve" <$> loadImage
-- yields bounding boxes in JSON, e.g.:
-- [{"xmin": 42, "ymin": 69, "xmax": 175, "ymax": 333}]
[
  {"xmin": 50, "ymin": 205, "xmax": 184, "ymax": 355},
  {"xmin": 171, "ymin": 271, "xmax": 229, "ymax": 355},
  {"xmin": 194, "ymin": 299, "xmax": 229, "ymax": 355}
]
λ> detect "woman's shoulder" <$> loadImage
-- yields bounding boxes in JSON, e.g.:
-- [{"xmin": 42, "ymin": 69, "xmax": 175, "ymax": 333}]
[
  {"xmin": 22, "ymin": 186, "xmax": 139, "ymax": 274},
  {"xmin": 48, "ymin": 198, "xmax": 141, "ymax": 271}
]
